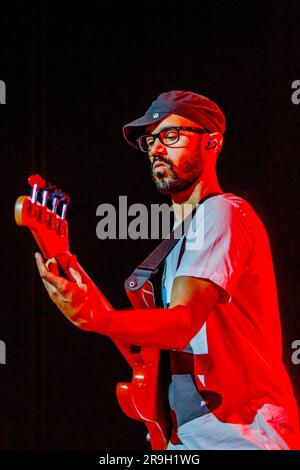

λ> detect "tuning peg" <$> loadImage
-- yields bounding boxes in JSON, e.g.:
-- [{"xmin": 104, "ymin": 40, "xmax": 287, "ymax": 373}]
[
  {"xmin": 28, "ymin": 174, "xmax": 46, "ymax": 204},
  {"xmin": 52, "ymin": 189, "xmax": 65, "ymax": 201},
  {"xmin": 38, "ymin": 187, "xmax": 48, "ymax": 206},
  {"xmin": 51, "ymin": 196, "xmax": 59, "ymax": 213},
  {"xmin": 46, "ymin": 194, "xmax": 59, "ymax": 230},
  {"xmin": 36, "ymin": 187, "xmax": 49, "ymax": 224},
  {"xmin": 50, "ymin": 190, "xmax": 70, "ymax": 219},
  {"xmin": 60, "ymin": 195, "xmax": 70, "ymax": 220}
]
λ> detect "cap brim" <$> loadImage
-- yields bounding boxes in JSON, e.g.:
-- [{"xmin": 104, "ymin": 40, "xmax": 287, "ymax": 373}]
[{"xmin": 122, "ymin": 112, "xmax": 169, "ymax": 149}]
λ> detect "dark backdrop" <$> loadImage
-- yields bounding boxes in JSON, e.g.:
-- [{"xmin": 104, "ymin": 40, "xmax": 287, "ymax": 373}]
[{"xmin": 0, "ymin": 0, "xmax": 299, "ymax": 450}]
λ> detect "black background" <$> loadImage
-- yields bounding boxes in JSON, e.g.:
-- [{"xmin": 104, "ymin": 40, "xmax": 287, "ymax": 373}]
[{"xmin": 0, "ymin": 0, "xmax": 299, "ymax": 451}]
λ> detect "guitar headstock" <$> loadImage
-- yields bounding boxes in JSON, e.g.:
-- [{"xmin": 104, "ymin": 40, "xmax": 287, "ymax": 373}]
[{"xmin": 15, "ymin": 175, "xmax": 70, "ymax": 259}]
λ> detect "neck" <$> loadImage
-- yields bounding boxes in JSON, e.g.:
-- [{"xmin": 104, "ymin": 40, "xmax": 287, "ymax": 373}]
[{"xmin": 171, "ymin": 174, "xmax": 222, "ymax": 221}]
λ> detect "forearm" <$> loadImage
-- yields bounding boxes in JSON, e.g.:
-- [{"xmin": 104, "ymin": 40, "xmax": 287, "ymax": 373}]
[
  {"xmin": 36, "ymin": 254, "xmax": 201, "ymax": 350},
  {"xmin": 82, "ymin": 304, "xmax": 193, "ymax": 350}
]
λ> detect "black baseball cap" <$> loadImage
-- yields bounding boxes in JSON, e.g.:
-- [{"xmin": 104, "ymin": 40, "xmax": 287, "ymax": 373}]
[{"xmin": 122, "ymin": 90, "xmax": 226, "ymax": 149}]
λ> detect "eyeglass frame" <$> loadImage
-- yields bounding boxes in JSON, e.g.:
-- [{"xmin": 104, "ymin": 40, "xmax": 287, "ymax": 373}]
[{"xmin": 136, "ymin": 126, "xmax": 210, "ymax": 152}]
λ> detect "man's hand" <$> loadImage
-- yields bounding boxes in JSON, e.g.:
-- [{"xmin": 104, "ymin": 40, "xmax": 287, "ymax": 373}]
[{"xmin": 34, "ymin": 252, "xmax": 91, "ymax": 328}]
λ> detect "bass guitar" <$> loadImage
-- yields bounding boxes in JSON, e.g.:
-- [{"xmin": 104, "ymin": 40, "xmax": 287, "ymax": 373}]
[{"xmin": 14, "ymin": 175, "xmax": 171, "ymax": 450}]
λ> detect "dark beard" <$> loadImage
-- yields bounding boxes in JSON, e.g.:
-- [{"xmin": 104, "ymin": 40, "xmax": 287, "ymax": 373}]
[{"xmin": 151, "ymin": 154, "xmax": 203, "ymax": 195}]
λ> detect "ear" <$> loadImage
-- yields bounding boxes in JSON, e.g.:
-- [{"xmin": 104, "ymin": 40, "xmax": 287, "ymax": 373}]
[{"xmin": 202, "ymin": 132, "xmax": 223, "ymax": 154}]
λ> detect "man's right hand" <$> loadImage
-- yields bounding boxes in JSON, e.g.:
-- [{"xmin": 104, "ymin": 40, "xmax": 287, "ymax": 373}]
[{"xmin": 34, "ymin": 252, "xmax": 92, "ymax": 328}]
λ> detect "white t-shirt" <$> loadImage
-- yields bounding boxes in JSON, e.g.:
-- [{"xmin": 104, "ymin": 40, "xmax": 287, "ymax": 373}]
[{"xmin": 162, "ymin": 193, "xmax": 300, "ymax": 449}]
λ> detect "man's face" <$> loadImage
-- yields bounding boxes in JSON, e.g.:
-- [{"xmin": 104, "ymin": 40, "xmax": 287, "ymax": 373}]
[{"xmin": 144, "ymin": 115, "xmax": 207, "ymax": 195}]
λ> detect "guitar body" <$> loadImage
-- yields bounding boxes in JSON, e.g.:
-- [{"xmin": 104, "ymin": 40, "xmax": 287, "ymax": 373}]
[
  {"xmin": 117, "ymin": 283, "xmax": 171, "ymax": 450},
  {"xmin": 15, "ymin": 176, "xmax": 171, "ymax": 450}
]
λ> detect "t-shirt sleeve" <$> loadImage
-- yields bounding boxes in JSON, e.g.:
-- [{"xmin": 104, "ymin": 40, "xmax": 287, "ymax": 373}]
[{"xmin": 175, "ymin": 197, "xmax": 254, "ymax": 303}]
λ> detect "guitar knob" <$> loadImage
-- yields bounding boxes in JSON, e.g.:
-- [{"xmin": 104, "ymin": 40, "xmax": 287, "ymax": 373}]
[{"xmin": 146, "ymin": 433, "xmax": 150, "ymax": 442}]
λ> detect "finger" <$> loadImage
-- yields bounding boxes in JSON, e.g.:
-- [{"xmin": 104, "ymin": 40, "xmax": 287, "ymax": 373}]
[
  {"xmin": 42, "ymin": 278, "xmax": 73, "ymax": 303},
  {"xmin": 69, "ymin": 267, "xmax": 82, "ymax": 284},
  {"xmin": 42, "ymin": 278, "xmax": 56, "ymax": 294},
  {"xmin": 44, "ymin": 272, "xmax": 70, "ymax": 294},
  {"xmin": 46, "ymin": 258, "xmax": 59, "ymax": 276},
  {"xmin": 69, "ymin": 268, "xmax": 87, "ymax": 292},
  {"xmin": 35, "ymin": 252, "xmax": 58, "ymax": 279},
  {"xmin": 35, "ymin": 252, "xmax": 57, "ymax": 283},
  {"xmin": 35, "ymin": 252, "xmax": 48, "ymax": 277},
  {"xmin": 42, "ymin": 278, "xmax": 62, "ymax": 297},
  {"xmin": 35, "ymin": 254, "xmax": 69, "ymax": 294},
  {"xmin": 35, "ymin": 253, "xmax": 86, "ymax": 307}
]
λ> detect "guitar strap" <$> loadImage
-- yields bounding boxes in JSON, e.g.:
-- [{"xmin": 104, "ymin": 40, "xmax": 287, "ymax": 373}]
[{"xmin": 124, "ymin": 192, "xmax": 222, "ymax": 291}]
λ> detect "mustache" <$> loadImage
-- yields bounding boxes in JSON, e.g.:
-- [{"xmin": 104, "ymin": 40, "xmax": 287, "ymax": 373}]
[{"xmin": 151, "ymin": 155, "xmax": 173, "ymax": 170}]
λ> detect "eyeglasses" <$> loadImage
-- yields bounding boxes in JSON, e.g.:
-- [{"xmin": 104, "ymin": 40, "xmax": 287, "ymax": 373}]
[{"xmin": 136, "ymin": 126, "xmax": 209, "ymax": 152}]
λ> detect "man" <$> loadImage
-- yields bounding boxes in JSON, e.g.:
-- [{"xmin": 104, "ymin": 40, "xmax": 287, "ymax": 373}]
[{"xmin": 35, "ymin": 90, "xmax": 300, "ymax": 449}]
